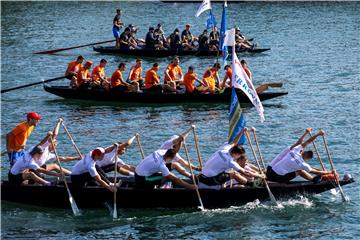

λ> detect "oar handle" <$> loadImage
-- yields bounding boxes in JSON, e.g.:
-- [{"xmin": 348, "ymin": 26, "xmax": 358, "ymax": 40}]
[
  {"xmin": 61, "ymin": 122, "xmax": 83, "ymax": 159},
  {"xmin": 136, "ymin": 134, "xmax": 145, "ymax": 159},
  {"xmin": 192, "ymin": 125, "xmax": 203, "ymax": 168},
  {"xmin": 307, "ymin": 131, "xmax": 326, "ymax": 171}
]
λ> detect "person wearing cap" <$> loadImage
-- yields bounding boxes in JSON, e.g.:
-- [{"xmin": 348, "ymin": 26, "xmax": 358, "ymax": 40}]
[
  {"xmin": 113, "ymin": 8, "xmax": 124, "ymax": 48},
  {"xmin": 164, "ymin": 56, "xmax": 183, "ymax": 89},
  {"xmin": 127, "ymin": 58, "xmax": 145, "ymax": 87},
  {"xmin": 8, "ymin": 145, "xmax": 62, "ymax": 186},
  {"xmin": 110, "ymin": 63, "xmax": 139, "ymax": 92},
  {"xmin": 198, "ymin": 29, "xmax": 209, "ymax": 50},
  {"xmin": 169, "ymin": 28, "xmax": 181, "ymax": 50},
  {"xmin": 72, "ymin": 60, "xmax": 93, "ymax": 88},
  {"xmin": 70, "ymin": 145, "xmax": 118, "ymax": 192},
  {"xmin": 6, "ymin": 112, "xmax": 42, "ymax": 167},
  {"xmin": 65, "ymin": 55, "xmax": 84, "ymax": 81},
  {"xmin": 91, "ymin": 59, "xmax": 110, "ymax": 89},
  {"xmin": 134, "ymin": 129, "xmax": 196, "ymax": 189}
]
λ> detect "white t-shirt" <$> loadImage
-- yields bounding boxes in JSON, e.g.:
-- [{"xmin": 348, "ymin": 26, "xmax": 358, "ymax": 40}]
[
  {"xmin": 96, "ymin": 148, "xmax": 125, "ymax": 167},
  {"xmin": 201, "ymin": 143, "xmax": 242, "ymax": 177},
  {"xmin": 71, "ymin": 152, "xmax": 98, "ymax": 177},
  {"xmin": 159, "ymin": 135, "xmax": 181, "ymax": 161},
  {"xmin": 135, "ymin": 149, "xmax": 171, "ymax": 177},
  {"xmin": 272, "ymin": 145, "xmax": 312, "ymax": 175},
  {"xmin": 30, "ymin": 141, "xmax": 56, "ymax": 167},
  {"xmin": 269, "ymin": 146, "xmax": 291, "ymax": 167},
  {"xmin": 10, "ymin": 151, "xmax": 40, "ymax": 175}
]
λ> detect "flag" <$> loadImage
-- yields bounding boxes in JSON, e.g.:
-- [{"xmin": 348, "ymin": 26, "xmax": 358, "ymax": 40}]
[
  {"xmin": 195, "ymin": 0, "xmax": 211, "ymax": 17},
  {"xmin": 229, "ymin": 88, "xmax": 246, "ymax": 144},
  {"xmin": 206, "ymin": 10, "xmax": 217, "ymax": 30},
  {"xmin": 219, "ymin": 2, "xmax": 228, "ymax": 65},
  {"xmin": 232, "ymin": 48, "xmax": 265, "ymax": 122},
  {"xmin": 223, "ymin": 28, "xmax": 235, "ymax": 47}
]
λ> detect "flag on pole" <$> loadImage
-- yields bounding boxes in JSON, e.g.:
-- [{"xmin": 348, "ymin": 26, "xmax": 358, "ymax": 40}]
[
  {"xmin": 219, "ymin": 1, "xmax": 228, "ymax": 65},
  {"xmin": 229, "ymin": 88, "xmax": 246, "ymax": 144},
  {"xmin": 206, "ymin": 10, "xmax": 217, "ymax": 30},
  {"xmin": 195, "ymin": 0, "xmax": 211, "ymax": 17}
]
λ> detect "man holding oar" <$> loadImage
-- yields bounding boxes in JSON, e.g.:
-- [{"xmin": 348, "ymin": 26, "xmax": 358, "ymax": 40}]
[
  {"xmin": 266, "ymin": 129, "xmax": 334, "ymax": 183},
  {"xmin": 134, "ymin": 129, "xmax": 196, "ymax": 190},
  {"xmin": 6, "ymin": 112, "xmax": 41, "ymax": 167},
  {"xmin": 65, "ymin": 55, "xmax": 84, "ymax": 81}
]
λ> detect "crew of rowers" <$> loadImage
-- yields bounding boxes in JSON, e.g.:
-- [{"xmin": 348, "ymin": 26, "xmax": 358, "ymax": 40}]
[
  {"xmin": 6, "ymin": 113, "xmax": 336, "ymax": 192},
  {"xmin": 65, "ymin": 55, "xmax": 280, "ymax": 94},
  {"xmin": 112, "ymin": 8, "xmax": 254, "ymax": 51}
]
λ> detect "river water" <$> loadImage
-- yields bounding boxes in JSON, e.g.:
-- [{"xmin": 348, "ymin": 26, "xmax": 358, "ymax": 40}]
[{"xmin": 1, "ymin": 1, "xmax": 359, "ymax": 239}]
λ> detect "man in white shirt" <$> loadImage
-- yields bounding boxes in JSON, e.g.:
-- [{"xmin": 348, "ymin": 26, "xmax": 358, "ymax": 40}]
[
  {"xmin": 8, "ymin": 145, "xmax": 61, "ymax": 186},
  {"xmin": 266, "ymin": 129, "xmax": 333, "ymax": 183},
  {"xmin": 71, "ymin": 145, "xmax": 118, "ymax": 192}
]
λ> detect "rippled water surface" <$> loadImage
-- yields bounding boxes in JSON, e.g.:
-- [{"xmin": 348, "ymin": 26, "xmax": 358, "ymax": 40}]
[{"xmin": 1, "ymin": 1, "xmax": 359, "ymax": 239}]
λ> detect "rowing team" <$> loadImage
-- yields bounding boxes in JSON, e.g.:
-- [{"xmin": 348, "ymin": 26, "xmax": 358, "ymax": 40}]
[
  {"xmin": 6, "ymin": 116, "xmax": 336, "ymax": 192},
  {"xmin": 65, "ymin": 55, "xmax": 281, "ymax": 94}
]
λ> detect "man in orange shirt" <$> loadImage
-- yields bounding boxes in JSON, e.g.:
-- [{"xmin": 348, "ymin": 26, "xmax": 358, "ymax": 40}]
[
  {"xmin": 164, "ymin": 56, "xmax": 183, "ymax": 90},
  {"xmin": 111, "ymin": 63, "xmax": 139, "ymax": 92},
  {"xmin": 91, "ymin": 59, "xmax": 110, "ymax": 89},
  {"xmin": 183, "ymin": 66, "xmax": 207, "ymax": 94},
  {"xmin": 145, "ymin": 63, "xmax": 176, "ymax": 93},
  {"xmin": 202, "ymin": 63, "xmax": 221, "ymax": 93},
  {"xmin": 65, "ymin": 55, "xmax": 84, "ymax": 80},
  {"xmin": 220, "ymin": 65, "xmax": 233, "ymax": 92},
  {"xmin": 6, "ymin": 112, "xmax": 41, "ymax": 166},
  {"xmin": 127, "ymin": 58, "xmax": 144, "ymax": 87},
  {"xmin": 72, "ymin": 61, "xmax": 93, "ymax": 88}
]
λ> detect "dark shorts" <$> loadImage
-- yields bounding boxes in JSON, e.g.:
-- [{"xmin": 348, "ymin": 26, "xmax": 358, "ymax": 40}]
[
  {"xmin": 8, "ymin": 172, "xmax": 24, "ymax": 186},
  {"xmin": 101, "ymin": 164, "xmax": 117, "ymax": 173},
  {"xmin": 266, "ymin": 166, "xmax": 297, "ymax": 183},
  {"xmin": 166, "ymin": 163, "xmax": 173, "ymax": 171},
  {"xmin": 71, "ymin": 173, "xmax": 94, "ymax": 188},
  {"xmin": 199, "ymin": 172, "xmax": 230, "ymax": 186},
  {"xmin": 135, "ymin": 172, "xmax": 163, "ymax": 189},
  {"xmin": 144, "ymin": 85, "xmax": 162, "ymax": 93}
]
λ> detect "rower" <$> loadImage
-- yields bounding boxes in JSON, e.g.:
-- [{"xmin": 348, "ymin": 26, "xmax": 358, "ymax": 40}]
[
  {"xmin": 198, "ymin": 131, "xmax": 265, "ymax": 189},
  {"xmin": 120, "ymin": 27, "xmax": 137, "ymax": 49},
  {"xmin": 209, "ymin": 26, "xmax": 220, "ymax": 50},
  {"xmin": 72, "ymin": 60, "xmax": 92, "ymax": 88},
  {"xmin": 156, "ymin": 23, "xmax": 168, "ymax": 48},
  {"xmin": 127, "ymin": 58, "xmax": 145, "ymax": 87},
  {"xmin": 145, "ymin": 27, "xmax": 157, "ymax": 49},
  {"xmin": 235, "ymin": 27, "xmax": 253, "ymax": 50},
  {"xmin": 113, "ymin": 8, "xmax": 124, "ymax": 48},
  {"xmin": 8, "ymin": 145, "xmax": 61, "ymax": 186},
  {"xmin": 111, "ymin": 63, "xmax": 139, "ymax": 92},
  {"xmin": 169, "ymin": 28, "xmax": 182, "ymax": 50},
  {"xmin": 266, "ymin": 129, "xmax": 334, "ymax": 183},
  {"xmin": 181, "ymin": 24, "xmax": 195, "ymax": 50},
  {"xmin": 65, "ymin": 55, "xmax": 84, "ymax": 82},
  {"xmin": 198, "ymin": 29, "xmax": 210, "ymax": 50},
  {"xmin": 220, "ymin": 65, "xmax": 232, "ymax": 90},
  {"xmin": 201, "ymin": 63, "xmax": 221, "ymax": 93},
  {"xmin": 6, "ymin": 112, "xmax": 41, "ymax": 167},
  {"xmin": 183, "ymin": 66, "xmax": 208, "ymax": 94},
  {"xmin": 70, "ymin": 145, "xmax": 118, "ymax": 192},
  {"xmin": 91, "ymin": 59, "xmax": 110, "ymax": 89},
  {"xmin": 144, "ymin": 63, "xmax": 176, "ymax": 93},
  {"xmin": 164, "ymin": 56, "xmax": 183, "ymax": 90}
]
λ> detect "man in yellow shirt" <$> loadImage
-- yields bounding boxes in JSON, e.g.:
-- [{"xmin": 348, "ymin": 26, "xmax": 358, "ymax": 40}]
[{"xmin": 6, "ymin": 112, "xmax": 41, "ymax": 166}]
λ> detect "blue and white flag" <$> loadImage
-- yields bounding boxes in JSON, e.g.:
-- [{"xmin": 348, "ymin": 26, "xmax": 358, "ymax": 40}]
[
  {"xmin": 196, "ymin": 0, "xmax": 211, "ymax": 17},
  {"xmin": 219, "ymin": 2, "xmax": 228, "ymax": 65},
  {"xmin": 229, "ymin": 88, "xmax": 246, "ymax": 144},
  {"xmin": 206, "ymin": 10, "xmax": 217, "ymax": 30}
]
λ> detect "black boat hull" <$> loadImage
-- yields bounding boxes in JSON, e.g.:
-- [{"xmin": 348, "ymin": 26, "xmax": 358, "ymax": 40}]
[
  {"xmin": 43, "ymin": 85, "xmax": 288, "ymax": 104},
  {"xmin": 1, "ymin": 178, "xmax": 354, "ymax": 209},
  {"xmin": 93, "ymin": 46, "xmax": 270, "ymax": 57}
]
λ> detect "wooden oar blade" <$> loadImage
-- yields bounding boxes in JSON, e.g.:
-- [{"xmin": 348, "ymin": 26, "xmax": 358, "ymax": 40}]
[{"xmin": 113, "ymin": 206, "xmax": 118, "ymax": 219}]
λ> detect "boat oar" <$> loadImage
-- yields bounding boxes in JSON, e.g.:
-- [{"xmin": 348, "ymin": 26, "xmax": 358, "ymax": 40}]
[
  {"xmin": 1, "ymin": 76, "xmax": 68, "ymax": 94},
  {"xmin": 112, "ymin": 144, "xmax": 119, "ymax": 219},
  {"xmin": 61, "ymin": 122, "xmax": 83, "ymax": 159},
  {"xmin": 244, "ymin": 128, "xmax": 279, "ymax": 206},
  {"xmin": 250, "ymin": 127, "xmax": 266, "ymax": 171},
  {"xmin": 49, "ymin": 135, "xmax": 81, "ymax": 216},
  {"xmin": 320, "ymin": 132, "xmax": 348, "ymax": 202},
  {"xmin": 33, "ymin": 39, "xmax": 116, "ymax": 54},
  {"xmin": 183, "ymin": 141, "xmax": 205, "ymax": 211},
  {"xmin": 192, "ymin": 125, "xmax": 203, "ymax": 168},
  {"xmin": 136, "ymin": 133, "xmax": 145, "ymax": 159},
  {"xmin": 307, "ymin": 130, "xmax": 326, "ymax": 171}
]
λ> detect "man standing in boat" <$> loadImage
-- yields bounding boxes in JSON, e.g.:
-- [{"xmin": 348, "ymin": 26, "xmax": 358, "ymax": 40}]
[
  {"xmin": 134, "ymin": 129, "xmax": 196, "ymax": 190},
  {"xmin": 6, "ymin": 112, "xmax": 41, "ymax": 167},
  {"xmin": 266, "ymin": 129, "xmax": 334, "ymax": 183},
  {"xmin": 113, "ymin": 8, "xmax": 124, "ymax": 48}
]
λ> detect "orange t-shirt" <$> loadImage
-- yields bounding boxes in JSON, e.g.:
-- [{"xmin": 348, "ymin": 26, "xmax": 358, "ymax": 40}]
[
  {"xmin": 202, "ymin": 68, "xmax": 217, "ymax": 91},
  {"xmin": 8, "ymin": 122, "xmax": 34, "ymax": 151},
  {"xmin": 91, "ymin": 65, "xmax": 105, "ymax": 82},
  {"xmin": 243, "ymin": 66, "xmax": 252, "ymax": 79},
  {"xmin": 225, "ymin": 68, "xmax": 232, "ymax": 87},
  {"xmin": 145, "ymin": 68, "xmax": 160, "ymax": 89},
  {"xmin": 77, "ymin": 68, "xmax": 90, "ymax": 86},
  {"xmin": 129, "ymin": 66, "xmax": 142, "ymax": 81},
  {"xmin": 164, "ymin": 63, "xmax": 182, "ymax": 82},
  {"xmin": 66, "ymin": 61, "xmax": 83, "ymax": 75},
  {"xmin": 183, "ymin": 72, "xmax": 197, "ymax": 93},
  {"xmin": 111, "ymin": 69, "xmax": 123, "ymax": 87}
]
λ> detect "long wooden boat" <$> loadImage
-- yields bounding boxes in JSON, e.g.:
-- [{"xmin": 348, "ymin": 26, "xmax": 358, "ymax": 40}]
[
  {"xmin": 43, "ymin": 85, "xmax": 287, "ymax": 104},
  {"xmin": 93, "ymin": 46, "xmax": 270, "ymax": 57},
  {"xmin": 1, "ymin": 177, "xmax": 354, "ymax": 209}
]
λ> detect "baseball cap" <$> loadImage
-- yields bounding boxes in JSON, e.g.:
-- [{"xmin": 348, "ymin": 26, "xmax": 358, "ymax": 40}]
[
  {"xmin": 91, "ymin": 147, "xmax": 105, "ymax": 157},
  {"xmin": 27, "ymin": 112, "xmax": 42, "ymax": 120}
]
